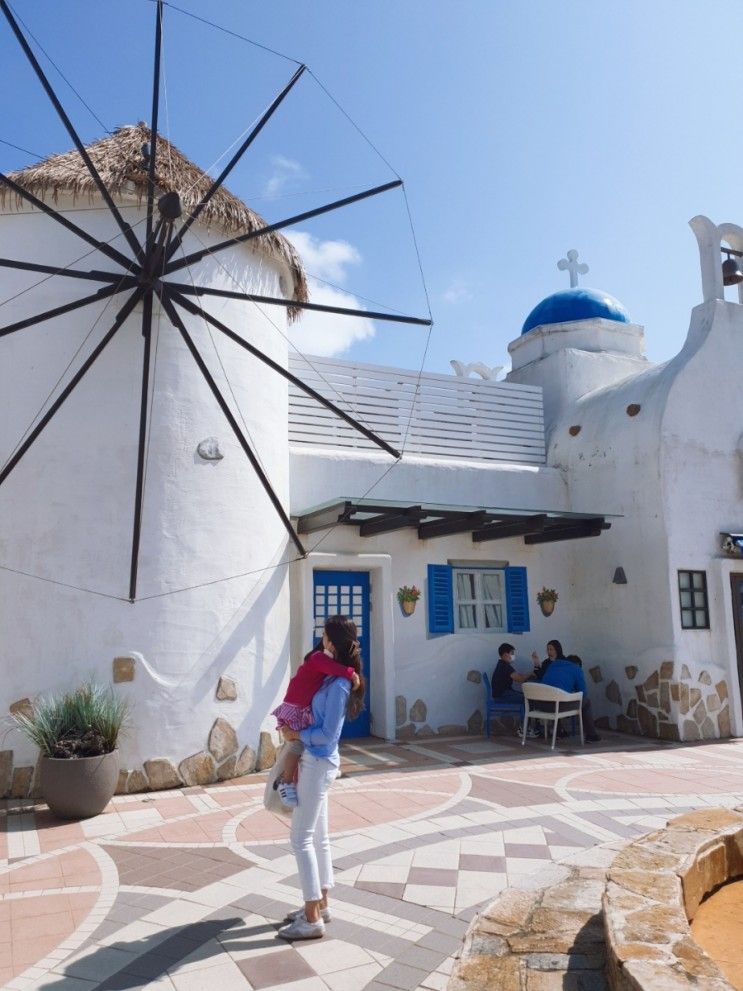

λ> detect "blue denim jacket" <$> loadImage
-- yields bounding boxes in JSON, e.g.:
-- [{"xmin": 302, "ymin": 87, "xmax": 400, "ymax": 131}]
[{"xmin": 299, "ymin": 676, "xmax": 350, "ymax": 766}]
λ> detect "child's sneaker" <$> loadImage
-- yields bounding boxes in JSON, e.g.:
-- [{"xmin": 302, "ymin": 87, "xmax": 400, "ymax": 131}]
[{"xmin": 278, "ymin": 781, "xmax": 298, "ymax": 808}]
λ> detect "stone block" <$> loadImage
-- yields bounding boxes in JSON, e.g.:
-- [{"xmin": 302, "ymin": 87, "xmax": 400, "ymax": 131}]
[
  {"xmin": 617, "ymin": 714, "xmax": 640, "ymax": 735},
  {"xmin": 208, "ymin": 717, "xmax": 238, "ymax": 762},
  {"xmin": 621, "ymin": 904, "xmax": 689, "ymax": 944},
  {"xmin": 678, "ymin": 684, "xmax": 690, "ymax": 714},
  {"xmin": 624, "ymin": 665, "xmax": 638, "ymax": 680},
  {"xmin": 235, "ymin": 746, "xmax": 257, "ymax": 776},
  {"xmin": 716, "ymin": 680, "xmax": 728, "ymax": 701},
  {"xmin": 542, "ymin": 879, "xmax": 605, "ymax": 914},
  {"xmin": 482, "ymin": 888, "xmax": 539, "ymax": 931},
  {"xmin": 672, "ymin": 936, "xmax": 725, "ymax": 979},
  {"xmin": 452, "ymin": 954, "xmax": 524, "ymax": 991},
  {"xmin": 698, "ymin": 670, "xmax": 712, "ymax": 685},
  {"xmin": 29, "ymin": 759, "xmax": 42, "ymax": 801},
  {"xmin": 606, "ymin": 680, "xmax": 621, "ymax": 705},
  {"xmin": 668, "ymin": 808, "xmax": 743, "ymax": 831},
  {"xmin": 609, "ymin": 869, "xmax": 679, "ymax": 901},
  {"xmin": 0, "ymin": 750, "xmax": 12, "ymax": 797},
  {"xmin": 699, "ymin": 716, "xmax": 716, "ymax": 739},
  {"xmin": 409, "ymin": 698, "xmax": 427, "ymax": 722},
  {"xmin": 217, "ymin": 755, "xmax": 237, "ymax": 781},
  {"xmin": 643, "ymin": 670, "xmax": 659, "ymax": 691},
  {"xmin": 707, "ymin": 693, "xmax": 721, "ymax": 713},
  {"xmin": 467, "ymin": 709, "xmax": 483, "ymax": 735},
  {"xmin": 718, "ymin": 705, "xmax": 731, "ymax": 738},
  {"xmin": 256, "ymin": 731, "xmax": 276, "ymax": 770},
  {"xmin": 659, "ymin": 682, "xmax": 671, "ymax": 714},
  {"xmin": 689, "ymin": 688, "xmax": 702, "ymax": 709},
  {"xmin": 659, "ymin": 661, "xmax": 674, "ymax": 680},
  {"xmin": 467, "ymin": 670, "xmax": 482, "ymax": 684},
  {"xmin": 395, "ymin": 695, "xmax": 406, "ymax": 726},
  {"xmin": 658, "ymin": 721, "xmax": 680, "ymax": 742},
  {"xmin": 127, "ymin": 769, "xmax": 148, "ymax": 793},
  {"xmin": 681, "ymin": 664, "xmax": 691, "ymax": 680},
  {"xmin": 436, "ymin": 723, "xmax": 467, "ymax": 737},
  {"xmin": 10, "ymin": 766, "xmax": 33, "ymax": 798},
  {"xmin": 112, "ymin": 656, "xmax": 135, "ymax": 683},
  {"xmin": 611, "ymin": 845, "xmax": 682, "ymax": 873},
  {"xmin": 179, "ymin": 751, "xmax": 217, "ymax": 786},
  {"xmin": 415, "ymin": 723, "xmax": 435, "ymax": 739},
  {"xmin": 397, "ymin": 722, "xmax": 416, "ymax": 740},
  {"xmin": 693, "ymin": 702, "xmax": 707, "ymax": 726},
  {"xmin": 215, "ymin": 676, "xmax": 237, "ymax": 701},
  {"xmin": 116, "ymin": 770, "xmax": 128, "ymax": 795},
  {"xmin": 144, "ymin": 758, "xmax": 181, "ymax": 791},
  {"xmin": 670, "ymin": 683, "xmax": 680, "ymax": 701},
  {"xmin": 637, "ymin": 704, "xmax": 658, "ymax": 738},
  {"xmin": 682, "ymin": 719, "xmax": 700, "ymax": 741},
  {"xmin": 646, "ymin": 691, "xmax": 659, "ymax": 708},
  {"xmin": 626, "ymin": 698, "xmax": 638, "ymax": 718},
  {"xmin": 9, "ymin": 697, "xmax": 33, "ymax": 719},
  {"xmin": 588, "ymin": 666, "xmax": 602, "ymax": 683}
]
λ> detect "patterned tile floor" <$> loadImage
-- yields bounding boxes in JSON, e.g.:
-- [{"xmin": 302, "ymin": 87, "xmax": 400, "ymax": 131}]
[{"xmin": 3, "ymin": 731, "xmax": 743, "ymax": 990}]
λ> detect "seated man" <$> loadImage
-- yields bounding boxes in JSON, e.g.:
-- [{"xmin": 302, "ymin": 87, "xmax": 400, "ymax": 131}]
[
  {"xmin": 537, "ymin": 654, "xmax": 601, "ymax": 743},
  {"xmin": 492, "ymin": 642, "xmax": 540, "ymax": 734}
]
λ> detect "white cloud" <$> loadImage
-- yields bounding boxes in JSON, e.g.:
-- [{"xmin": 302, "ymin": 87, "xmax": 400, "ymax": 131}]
[
  {"xmin": 442, "ymin": 278, "xmax": 473, "ymax": 304},
  {"xmin": 263, "ymin": 155, "xmax": 307, "ymax": 200},
  {"xmin": 286, "ymin": 230, "xmax": 375, "ymax": 357}
]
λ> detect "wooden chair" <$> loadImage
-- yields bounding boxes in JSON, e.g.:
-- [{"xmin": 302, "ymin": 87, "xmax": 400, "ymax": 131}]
[
  {"xmin": 521, "ymin": 683, "xmax": 584, "ymax": 749},
  {"xmin": 482, "ymin": 672, "xmax": 522, "ymax": 737}
]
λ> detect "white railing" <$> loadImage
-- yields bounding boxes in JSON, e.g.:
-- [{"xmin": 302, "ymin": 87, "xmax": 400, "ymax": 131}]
[{"xmin": 288, "ymin": 355, "xmax": 546, "ymax": 464}]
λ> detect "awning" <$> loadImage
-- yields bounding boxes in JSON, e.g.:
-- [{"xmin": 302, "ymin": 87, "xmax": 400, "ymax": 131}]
[{"xmin": 296, "ymin": 498, "xmax": 618, "ymax": 544}]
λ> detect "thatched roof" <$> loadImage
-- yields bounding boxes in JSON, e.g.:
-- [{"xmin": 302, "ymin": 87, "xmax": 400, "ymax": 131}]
[{"xmin": 1, "ymin": 122, "xmax": 308, "ymax": 320}]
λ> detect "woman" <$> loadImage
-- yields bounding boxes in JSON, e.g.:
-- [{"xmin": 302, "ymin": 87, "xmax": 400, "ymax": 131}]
[
  {"xmin": 531, "ymin": 638, "xmax": 565, "ymax": 680},
  {"xmin": 277, "ymin": 614, "xmax": 365, "ymax": 941}
]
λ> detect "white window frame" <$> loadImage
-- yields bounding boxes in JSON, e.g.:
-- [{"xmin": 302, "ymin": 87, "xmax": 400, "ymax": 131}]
[{"xmin": 452, "ymin": 567, "xmax": 507, "ymax": 634}]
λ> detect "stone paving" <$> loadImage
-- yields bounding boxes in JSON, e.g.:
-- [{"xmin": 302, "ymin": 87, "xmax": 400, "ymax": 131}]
[{"xmin": 2, "ymin": 731, "xmax": 743, "ymax": 991}]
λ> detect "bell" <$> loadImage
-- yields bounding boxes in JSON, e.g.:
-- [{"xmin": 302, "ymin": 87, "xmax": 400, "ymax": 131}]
[{"xmin": 722, "ymin": 255, "xmax": 743, "ymax": 286}]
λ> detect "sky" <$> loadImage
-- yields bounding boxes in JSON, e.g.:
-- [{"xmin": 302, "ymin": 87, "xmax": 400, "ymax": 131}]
[{"xmin": 1, "ymin": 1, "xmax": 742, "ymax": 376}]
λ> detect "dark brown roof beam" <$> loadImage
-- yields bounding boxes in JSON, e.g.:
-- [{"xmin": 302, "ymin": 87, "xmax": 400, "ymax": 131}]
[
  {"xmin": 418, "ymin": 510, "xmax": 492, "ymax": 539},
  {"xmin": 359, "ymin": 507, "xmax": 425, "ymax": 537},
  {"xmin": 524, "ymin": 519, "xmax": 609, "ymax": 544},
  {"xmin": 472, "ymin": 514, "xmax": 547, "ymax": 543},
  {"xmin": 296, "ymin": 501, "xmax": 355, "ymax": 534}
]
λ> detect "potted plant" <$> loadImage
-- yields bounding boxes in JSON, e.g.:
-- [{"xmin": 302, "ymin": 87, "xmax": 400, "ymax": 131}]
[
  {"xmin": 11, "ymin": 682, "xmax": 128, "ymax": 819},
  {"xmin": 397, "ymin": 584, "xmax": 421, "ymax": 616},
  {"xmin": 536, "ymin": 586, "xmax": 559, "ymax": 617}
]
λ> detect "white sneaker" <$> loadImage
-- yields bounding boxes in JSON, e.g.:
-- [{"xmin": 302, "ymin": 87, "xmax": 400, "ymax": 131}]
[
  {"xmin": 277, "ymin": 781, "xmax": 298, "ymax": 808},
  {"xmin": 285, "ymin": 906, "xmax": 332, "ymax": 923},
  {"xmin": 277, "ymin": 915, "xmax": 325, "ymax": 940}
]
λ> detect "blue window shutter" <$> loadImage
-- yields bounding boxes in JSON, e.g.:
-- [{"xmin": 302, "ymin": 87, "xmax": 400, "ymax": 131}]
[
  {"xmin": 427, "ymin": 564, "xmax": 453, "ymax": 633},
  {"xmin": 505, "ymin": 566, "xmax": 530, "ymax": 633}
]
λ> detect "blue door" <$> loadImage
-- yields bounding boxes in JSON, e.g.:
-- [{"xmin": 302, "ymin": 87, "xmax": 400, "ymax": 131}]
[{"xmin": 312, "ymin": 570, "xmax": 371, "ymax": 738}]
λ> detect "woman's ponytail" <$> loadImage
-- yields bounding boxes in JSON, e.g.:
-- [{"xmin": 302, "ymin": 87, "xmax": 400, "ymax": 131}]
[{"xmin": 324, "ymin": 616, "xmax": 366, "ymax": 720}]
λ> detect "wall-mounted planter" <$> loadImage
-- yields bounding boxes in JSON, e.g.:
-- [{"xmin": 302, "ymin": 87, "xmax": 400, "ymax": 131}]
[
  {"xmin": 400, "ymin": 599, "xmax": 416, "ymax": 616},
  {"xmin": 539, "ymin": 599, "xmax": 556, "ymax": 617}
]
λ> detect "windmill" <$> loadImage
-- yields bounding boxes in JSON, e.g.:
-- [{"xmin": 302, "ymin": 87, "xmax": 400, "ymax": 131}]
[{"xmin": 0, "ymin": 0, "xmax": 432, "ymax": 603}]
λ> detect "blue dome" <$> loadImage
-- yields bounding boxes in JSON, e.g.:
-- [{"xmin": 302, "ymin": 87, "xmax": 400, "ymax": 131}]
[{"xmin": 521, "ymin": 287, "xmax": 631, "ymax": 335}]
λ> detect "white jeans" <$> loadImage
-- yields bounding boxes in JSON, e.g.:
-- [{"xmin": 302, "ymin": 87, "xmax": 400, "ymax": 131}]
[{"xmin": 290, "ymin": 753, "xmax": 339, "ymax": 902}]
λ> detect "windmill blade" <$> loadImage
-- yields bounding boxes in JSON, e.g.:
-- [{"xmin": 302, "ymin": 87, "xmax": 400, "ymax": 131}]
[
  {"xmin": 0, "ymin": 288, "xmax": 145, "ymax": 487},
  {"xmin": 164, "ymin": 63, "xmax": 307, "ymax": 265},
  {"xmin": 159, "ymin": 290, "xmax": 306, "ymax": 556},
  {"xmin": 128, "ymin": 292, "xmax": 155, "ymax": 602},
  {"xmin": 169, "ymin": 287, "xmax": 402, "ymax": 459},
  {"xmin": 0, "ymin": 172, "xmax": 136, "ymax": 271},
  {"xmin": 143, "ymin": 0, "xmax": 164, "ymax": 257},
  {"xmin": 165, "ymin": 179, "xmax": 402, "ymax": 275},
  {"xmin": 0, "ymin": 257, "xmax": 131, "ymax": 284},
  {"xmin": 165, "ymin": 280, "xmax": 432, "ymax": 327},
  {"xmin": 0, "ymin": 0, "xmax": 145, "ymax": 264},
  {"xmin": 0, "ymin": 282, "xmax": 130, "ymax": 339}
]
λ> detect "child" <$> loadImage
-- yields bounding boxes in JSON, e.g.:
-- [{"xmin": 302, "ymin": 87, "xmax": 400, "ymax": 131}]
[{"xmin": 272, "ymin": 629, "xmax": 360, "ymax": 808}]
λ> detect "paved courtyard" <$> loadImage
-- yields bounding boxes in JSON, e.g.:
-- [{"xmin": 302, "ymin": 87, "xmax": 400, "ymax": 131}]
[{"xmin": 2, "ymin": 731, "xmax": 743, "ymax": 991}]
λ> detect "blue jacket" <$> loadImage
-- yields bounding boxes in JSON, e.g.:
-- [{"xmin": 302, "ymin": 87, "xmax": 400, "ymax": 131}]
[
  {"xmin": 540, "ymin": 658, "xmax": 586, "ymax": 696},
  {"xmin": 299, "ymin": 676, "xmax": 350, "ymax": 765}
]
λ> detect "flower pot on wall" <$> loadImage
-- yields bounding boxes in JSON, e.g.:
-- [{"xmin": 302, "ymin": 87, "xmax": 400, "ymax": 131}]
[
  {"xmin": 401, "ymin": 600, "xmax": 416, "ymax": 616},
  {"xmin": 40, "ymin": 750, "xmax": 120, "ymax": 820},
  {"xmin": 539, "ymin": 599, "xmax": 556, "ymax": 617}
]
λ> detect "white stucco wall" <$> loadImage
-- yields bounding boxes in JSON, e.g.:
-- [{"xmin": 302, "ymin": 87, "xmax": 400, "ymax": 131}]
[{"xmin": 0, "ymin": 194, "xmax": 296, "ymax": 774}]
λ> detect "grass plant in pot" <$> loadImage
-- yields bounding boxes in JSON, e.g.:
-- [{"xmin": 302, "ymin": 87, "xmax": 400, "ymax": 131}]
[{"xmin": 12, "ymin": 682, "xmax": 128, "ymax": 819}]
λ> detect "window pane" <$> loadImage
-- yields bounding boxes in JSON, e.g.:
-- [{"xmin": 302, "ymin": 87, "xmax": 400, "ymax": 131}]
[
  {"xmin": 695, "ymin": 610, "xmax": 707, "ymax": 627},
  {"xmin": 458, "ymin": 604, "xmax": 477, "ymax": 629},
  {"xmin": 481, "ymin": 572, "xmax": 503, "ymax": 601},
  {"xmin": 680, "ymin": 590, "xmax": 692, "ymax": 608},
  {"xmin": 693, "ymin": 591, "xmax": 706, "ymax": 608},
  {"xmin": 692, "ymin": 572, "xmax": 704, "ymax": 589},
  {"xmin": 484, "ymin": 603, "xmax": 503, "ymax": 629},
  {"xmin": 681, "ymin": 608, "xmax": 694, "ymax": 628},
  {"xmin": 678, "ymin": 572, "xmax": 690, "ymax": 589},
  {"xmin": 456, "ymin": 572, "xmax": 476, "ymax": 600}
]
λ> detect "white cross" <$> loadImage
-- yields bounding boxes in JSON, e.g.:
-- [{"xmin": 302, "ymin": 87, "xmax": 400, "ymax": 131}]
[{"xmin": 557, "ymin": 249, "xmax": 589, "ymax": 288}]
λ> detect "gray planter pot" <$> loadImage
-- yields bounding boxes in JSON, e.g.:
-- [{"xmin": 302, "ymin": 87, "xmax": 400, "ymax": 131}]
[{"xmin": 40, "ymin": 749, "xmax": 120, "ymax": 820}]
